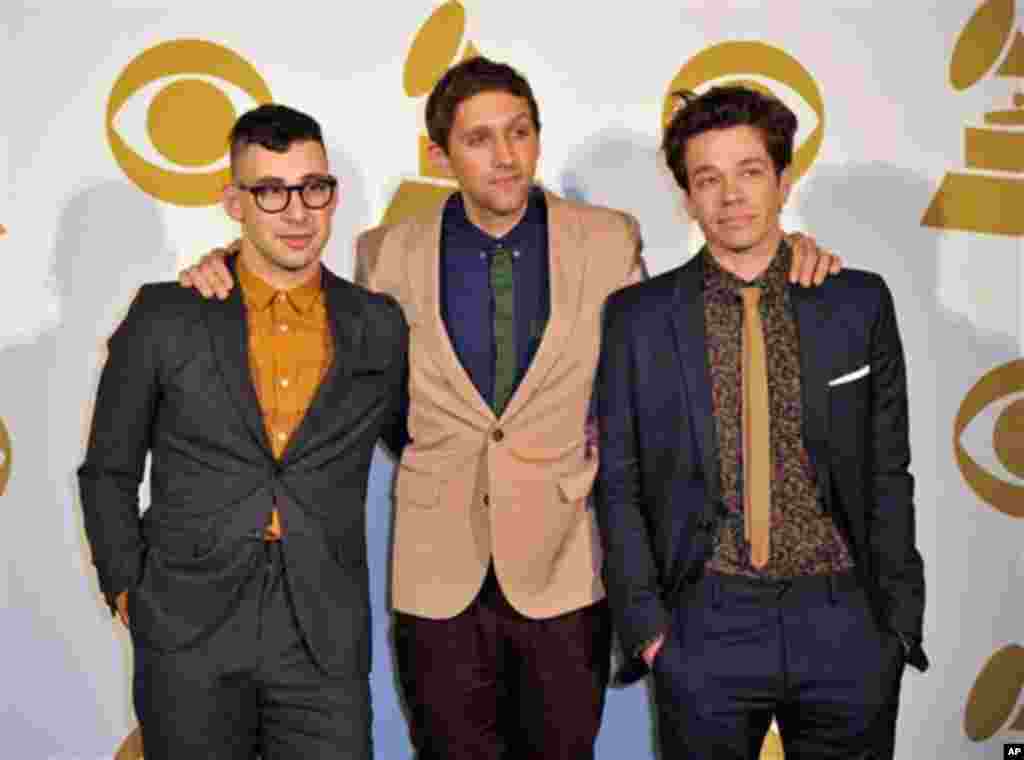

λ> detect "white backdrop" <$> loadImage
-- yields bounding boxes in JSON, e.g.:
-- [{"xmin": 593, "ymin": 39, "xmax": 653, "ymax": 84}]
[{"xmin": 5, "ymin": 2, "xmax": 1024, "ymax": 758}]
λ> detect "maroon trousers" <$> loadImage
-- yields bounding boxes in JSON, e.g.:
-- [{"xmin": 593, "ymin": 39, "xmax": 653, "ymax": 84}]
[{"xmin": 393, "ymin": 566, "xmax": 612, "ymax": 759}]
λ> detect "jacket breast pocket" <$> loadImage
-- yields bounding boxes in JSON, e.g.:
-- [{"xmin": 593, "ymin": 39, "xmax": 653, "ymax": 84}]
[
  {"xmin": 828, "ymin": 370, "xmax": 870, "ymax": 412},
  {"xmin": 160, "ymin": 350, "xmax": 236, "ymax": 422}
]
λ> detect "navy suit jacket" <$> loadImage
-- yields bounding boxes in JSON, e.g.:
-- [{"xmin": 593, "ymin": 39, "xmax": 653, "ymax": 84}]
[
  {"xmin": 594, "ymin": 253, "xmax": 927, "ymax": 684},
  {"xmin": 78, "ymin": 257, "xmax": 408, "ymax": 676}
]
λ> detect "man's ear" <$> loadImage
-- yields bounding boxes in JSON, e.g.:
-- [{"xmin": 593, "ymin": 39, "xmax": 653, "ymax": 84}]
[
  {"xmin": 427, "ymin": 141, "xmax": 453, "ymax": 177},
  {"xmin": 778, "ymin": 167, "xmax": 794, "ymax": 209},
  {"xmin": 682, "ymin": 189, "xmax": 697, "ymax": 221},
  {"xmin": 223, "ymin": 183, "xmax": 244, "ymax": 223}
]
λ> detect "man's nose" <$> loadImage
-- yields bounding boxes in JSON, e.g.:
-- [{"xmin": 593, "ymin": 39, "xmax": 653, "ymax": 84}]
[
  {"xmin": 493, "ymin": 135, "xmax": 514, "ymax": 166},
  {"xmin": 722, "ymin": 175, "xmax": 743, "ymax": 201},
  {"xmin": 283, "ymin": 190, "xmax": 310, "ymax": 221}
]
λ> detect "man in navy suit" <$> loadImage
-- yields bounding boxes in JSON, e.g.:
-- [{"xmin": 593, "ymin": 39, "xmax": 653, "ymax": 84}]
[{"xmin": 594, "ymin": 86, "xmax": 927, "ymax": 759}]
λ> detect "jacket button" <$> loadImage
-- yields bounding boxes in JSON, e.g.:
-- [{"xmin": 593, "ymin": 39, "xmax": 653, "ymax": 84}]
[{"xmin": 492, "ymin": 429, "xmax": 504, "ymax": 442}]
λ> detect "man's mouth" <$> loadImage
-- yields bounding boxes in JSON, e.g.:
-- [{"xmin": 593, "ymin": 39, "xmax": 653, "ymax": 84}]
[
  {"xmin": 491, "ymin": 175, "xmax": 521, "ymax": 188},
  {"xmin": 720, "ymin": 214, "xmax": 755, "ymax": 228},
  {"xmin": 279, "ymin": 233, "xmax": 314, "ymax": 250}
]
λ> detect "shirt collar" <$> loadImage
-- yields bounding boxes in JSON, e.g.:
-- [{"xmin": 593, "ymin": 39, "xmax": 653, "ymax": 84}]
[
  {"xmin": 237, "ymin": 256, "xmax": 323, "ymax": 314},
  {"xmin": 446, "ymin": 185, "xmax": 546, "ymax": 251},
  {"xmin": 702, "ymin": 239, "xmax": 791, "ymax": 301}
]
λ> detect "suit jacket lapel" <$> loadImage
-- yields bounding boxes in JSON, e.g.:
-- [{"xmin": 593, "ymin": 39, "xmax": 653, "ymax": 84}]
[
  {"xmin": 669, "ymin": 256, "xmax": 721, "ymax": 520},
  {"xmin": 412, "ymin": 203, "xmax": 496, "ymax": 422},
  {"xmin": 279, "ymin": 267, "xmax": 361, "ymax": 465},
  {"xmin": 205, "ymin": 267, "xmax": 273, "ymax": 457},
  {"xmin": 790, "ymin": 284, "xmax": 834, "ymax": 507},
  {"xmin": 500, "ymin": 192, "xmax": 583, "ymax": 422}
]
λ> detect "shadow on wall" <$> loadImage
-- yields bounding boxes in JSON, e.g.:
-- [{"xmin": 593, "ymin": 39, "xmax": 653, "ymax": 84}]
[
  {"xmin": 1, "ymin": 181, "xmax": 170, "ymax": 756},
  {"xmin": 322, "ymin": 146, "xmax": 371, "ymax": 280},
  {"xmin": 800, "ymin": 162, "xmax": 1020, "ymax": 758},
  {"xmin": 560, "ymin": 127, "xmax": 692, "ymax": 278}
]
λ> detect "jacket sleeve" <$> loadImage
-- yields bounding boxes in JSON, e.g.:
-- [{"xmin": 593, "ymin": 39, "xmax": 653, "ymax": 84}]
[
  {"xmin": 593, "ymin": 294, "xmax": 670, "ymax": 682},
  {"xmin": 866, "ymin": 277, "xmax": 927, "ymax": 670},
  {"xmin": 378, "ymin": 294, "xmax": 410, "ymax": 459},
  {"xmin": 77, "ymin": 285, "xmax": 161, "ymax": 612}
]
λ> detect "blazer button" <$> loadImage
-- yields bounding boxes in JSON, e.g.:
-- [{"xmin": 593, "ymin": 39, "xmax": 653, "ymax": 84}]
[{"xmin": 492, "ymin": 429, "xmax": 504, "ymax": 442}]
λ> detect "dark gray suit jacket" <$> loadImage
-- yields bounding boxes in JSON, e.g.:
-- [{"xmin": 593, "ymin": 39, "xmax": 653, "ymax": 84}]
[{"xmin": 79, "ymin": 257, "xmax": 407, "ymax": 676}]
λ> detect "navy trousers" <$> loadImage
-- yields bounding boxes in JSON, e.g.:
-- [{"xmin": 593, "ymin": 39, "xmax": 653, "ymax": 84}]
[{"xmin": 652, "ymin": 572, "xmax": 905, "ymax": 760}]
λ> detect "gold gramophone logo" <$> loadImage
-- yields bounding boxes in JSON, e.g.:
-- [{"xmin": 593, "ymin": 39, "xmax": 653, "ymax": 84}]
[
  {"xmin": 923, "ymin": 0, "xmax": 1024, "ymax": 236},
  {"xmin": 380, "ymin": 0, "xmax": 480, "ymax": 225},
  {"xmin": 107, "ymin": 40, "xmax": 272, "ymax": 206},
  {"xmin": 662, "ymin": 41, "xmax": 825, "ymax": 185}
]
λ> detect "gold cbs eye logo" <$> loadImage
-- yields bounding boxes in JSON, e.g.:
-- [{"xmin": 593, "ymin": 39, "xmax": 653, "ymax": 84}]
[
  {"xmin": 115, "ymin": 727, "xmax": 143, "ymax": 760},
  {"xmin": 106, "ymin": 39, "xmax": 273, "ymax": 206},
  {"xmin": 0, "ymin": 415, "xmax": 11, "ymax": 497},
  {"xmin": 965, "ymin": 644, "xmax": 1024, "ymax": 741},
  {"xmin": 662, "ymin": 41, "xmax": 825, "ymax": 184},
  {"xmin": 956, "ymin": 359, "xmax": 1024, "ymax": 742},
  {"xmin": 954, "ymin": 359, "xmax": 1024, "ymax": 517}
]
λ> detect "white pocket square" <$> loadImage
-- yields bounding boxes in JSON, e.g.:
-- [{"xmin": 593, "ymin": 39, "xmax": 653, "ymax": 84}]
[{"xmin": 828, "ymin": 364, "xmax": 871, "ymax": 387}]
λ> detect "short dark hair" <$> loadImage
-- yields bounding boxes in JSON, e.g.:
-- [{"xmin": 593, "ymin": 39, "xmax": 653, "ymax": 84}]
[
  {"xmin": 229, "ymin": 104, "xmax": 324, "ymax": 176},
  {"xmin": 662, "ymin": 86, "xmax": 797, "ymax": 192},
  {"xmin": 425, "ymin": 56, "xmax": 541, "ymax": 152}
]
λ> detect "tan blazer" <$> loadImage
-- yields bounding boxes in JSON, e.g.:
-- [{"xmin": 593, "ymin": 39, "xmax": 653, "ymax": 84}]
[{"xmin": 357, "ymin": 190, "xmax": 644, "ymax": 619}]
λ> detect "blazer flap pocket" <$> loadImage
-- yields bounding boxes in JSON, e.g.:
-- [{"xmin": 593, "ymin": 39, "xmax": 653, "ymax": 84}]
[
  {"xmin": 828, "ymin": 364, "xmax": 870, "ymax": 387},
  {"xmin": 558, "ymin": 460, "xmax": 599, "ymax": 503},
  {"xmin": 395, "ymin": 467, "xmax": 444, "ymax": 509}
]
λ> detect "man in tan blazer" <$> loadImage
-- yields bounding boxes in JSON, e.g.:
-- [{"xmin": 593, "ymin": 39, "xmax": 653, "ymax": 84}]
[{"xmin": 181, "ymin": 57, "xmax": 837, "ymax": 760}]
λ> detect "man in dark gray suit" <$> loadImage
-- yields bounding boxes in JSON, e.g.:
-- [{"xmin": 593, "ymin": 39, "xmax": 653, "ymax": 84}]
[{"xmin": 79, "ymin": 104, "xmax": 407, "ymax": 759}]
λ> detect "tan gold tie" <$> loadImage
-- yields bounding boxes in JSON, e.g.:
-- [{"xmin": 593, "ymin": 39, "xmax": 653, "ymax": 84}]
[{"xmin": 741, "ymin": 287, "xmax": 771, "ymax": 569}]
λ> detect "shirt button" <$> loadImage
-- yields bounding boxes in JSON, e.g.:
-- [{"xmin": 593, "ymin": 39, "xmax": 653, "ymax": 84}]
[
  {"xmin": 276, "ymin": 431, "xmax": 288, "ymax": 442},
  {"xmin": 280, "ymin": 377, "xmax": 290, "ymax": 388},
  {"xmin": 483, "ymin": 494, "xmax": 490, "ymax": 507},
  {"xmin": 492, "ymin": 429, "xmax": 504, "ymax": 442},
  {"xmin": 279, "ymin": 323, "xmax": 289, "ymax": 333}
]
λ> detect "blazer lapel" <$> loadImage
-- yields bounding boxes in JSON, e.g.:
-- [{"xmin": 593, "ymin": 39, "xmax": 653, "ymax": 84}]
[
  {"xmin": 499, "ymin": 192, "xmax": 584, "ymax": 422},
  {"xmin": 410, "ymin": 204, "xmax": 496, "ymax": 423},
  {"xmin": 205, "ymin": 273, "xmax": 272, "ymax": 457},
  {"xmin": 669, "ymin": 255, "xmax": 721, "ymax": 521},
  {"xmin": 790, "ymin": 284, "xmax": 835, "ymax": 508},
  {"xmin": 279, "ymin": 267, "xmax": 361, "ymax": 465}
]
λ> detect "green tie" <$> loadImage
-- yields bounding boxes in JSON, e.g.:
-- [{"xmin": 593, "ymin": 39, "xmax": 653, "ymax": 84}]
[{"xmin": 491, "ymin": 246, "xmax": 516, "ymax": 417}]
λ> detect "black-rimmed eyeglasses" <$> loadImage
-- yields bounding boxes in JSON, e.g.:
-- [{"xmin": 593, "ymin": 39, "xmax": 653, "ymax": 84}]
[{"xmin": 236, "ymin": 176, "xmax": 338, "ymax": 213}]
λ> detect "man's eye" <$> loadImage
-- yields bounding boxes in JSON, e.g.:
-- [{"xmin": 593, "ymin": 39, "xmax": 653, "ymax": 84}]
[{"xmin": 255, "ymin": 186, "xmax": 286, "ymax": 201}]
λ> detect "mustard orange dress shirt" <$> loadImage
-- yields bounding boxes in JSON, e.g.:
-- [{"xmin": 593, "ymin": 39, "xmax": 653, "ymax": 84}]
[{"xmin": 237, "ymin": 259, "xmax": 334, "ymax": 539}]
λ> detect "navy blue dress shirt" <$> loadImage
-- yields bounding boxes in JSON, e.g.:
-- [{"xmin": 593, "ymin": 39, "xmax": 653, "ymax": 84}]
[{"xmin": 440, "ymin": 187, "xmax": 550, "ymax": 409}]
